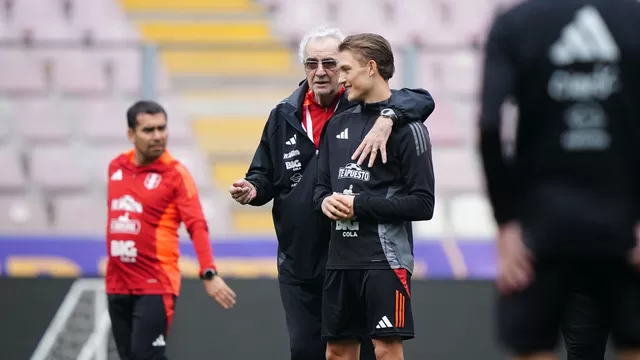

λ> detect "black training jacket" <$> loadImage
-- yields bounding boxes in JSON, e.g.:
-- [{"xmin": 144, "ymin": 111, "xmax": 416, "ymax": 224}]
[
  {"xmin": 313, "ymin": 100, "xmax": 435, "ymax": 273},
  {"xmin": 245, "ymin": 81, "xmax": 435, "ymax": 283},
  {"xmin": 479, "ymin": 0, "xmax": 640, "ymax": 257}
]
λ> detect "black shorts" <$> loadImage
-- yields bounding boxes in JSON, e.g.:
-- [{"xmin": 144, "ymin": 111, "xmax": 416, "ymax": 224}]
[
  {"xmin": 108, "ymin": 294, "xmax": 176, "ymax": 360},
  {"xmin": 322, "ymin": 269, "xmax": 414, "ymax": 341},
  {"xmin": 498, "ymin": 256, "xmax": 640, "ymax": 356}
]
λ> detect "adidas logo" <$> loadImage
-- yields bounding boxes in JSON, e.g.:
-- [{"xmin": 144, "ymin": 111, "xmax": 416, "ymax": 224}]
[
  {"xmin": 336, "ymin": 128, "xmax": 349, "ymax": 140},
  {"xmin": 152, "ymin": 334, "xmax": 166, "ymax": 347},
  {"xmin": 376, "ymin": 316, "xmax": 394, "ymax": 329},
  {"xmin": 285, "ymin": 134, "xmax": 297, "ymax": 146},
  {"xmin": 549, "ymin": 5, "xmax": 620, "ymax": 66},
  {"xmin": 111, "ymin": 169, "xmax": 122, "ymax": 181}
]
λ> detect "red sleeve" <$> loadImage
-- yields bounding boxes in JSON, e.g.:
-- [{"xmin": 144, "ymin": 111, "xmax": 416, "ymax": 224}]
[{"xmin": 173, "ymin": 163, "xmax": 216, "ymax": 272}]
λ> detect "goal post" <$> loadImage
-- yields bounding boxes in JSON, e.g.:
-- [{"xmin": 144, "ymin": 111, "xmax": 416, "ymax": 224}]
[{"xmin": 30, "ymin": 278, "xmax": 117, "ymax": 360}]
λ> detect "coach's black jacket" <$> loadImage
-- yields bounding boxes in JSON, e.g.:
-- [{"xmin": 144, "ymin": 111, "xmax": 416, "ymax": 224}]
[{"xmin": 245, "ymin": 81, "xmax": 434, "ymax": 283}]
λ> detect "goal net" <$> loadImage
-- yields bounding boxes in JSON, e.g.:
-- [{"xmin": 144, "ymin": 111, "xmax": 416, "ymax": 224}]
[{"xmin": 30, "ymin": 279, "xmax": 120, "ymax": 360}]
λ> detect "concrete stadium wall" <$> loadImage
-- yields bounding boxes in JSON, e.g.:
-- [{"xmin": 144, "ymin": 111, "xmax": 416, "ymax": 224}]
[{"xmin": 0, "ymin": 279, "xmax": 615, "ymax": 360}]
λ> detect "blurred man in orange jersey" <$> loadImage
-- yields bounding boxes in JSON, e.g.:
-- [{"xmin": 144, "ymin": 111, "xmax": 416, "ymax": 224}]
[{"xmin": 105, "ymin": 100, "xmax": 236, "ymax": 360}]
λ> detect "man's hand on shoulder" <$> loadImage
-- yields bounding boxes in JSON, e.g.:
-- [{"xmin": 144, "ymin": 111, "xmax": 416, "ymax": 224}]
[
  {"xmin": 203, "ymin": 276, "xmax": 237, "ymax": 309},
  {"xmin": 229, "ymin": 178, "xmax": 256, "ymax": 205},
  {"xmin": 352, "ymin": 116, "xmax": 394, "ymax": 168}
]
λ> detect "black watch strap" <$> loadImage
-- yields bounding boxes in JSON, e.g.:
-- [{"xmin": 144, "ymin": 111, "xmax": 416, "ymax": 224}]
[{"xmin": 200, "ymin": 268, "xmax": 217, "ymax": 280}]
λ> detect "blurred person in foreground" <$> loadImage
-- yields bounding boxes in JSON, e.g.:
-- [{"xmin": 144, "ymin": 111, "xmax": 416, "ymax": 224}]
[
  {"xmin": 106, "ymin": 100, "xmax": 236, "ymax": 360},
  {"xmin": 479, "ymin": 1, "xmax": 640, "ymax": 359},
  {"xmin": 228, "ymin": 26, "xmax": 434, "ymax": 360},
  {"xmin": 314, "ymin": 33, "xmax": 435, "ymax": 360}
]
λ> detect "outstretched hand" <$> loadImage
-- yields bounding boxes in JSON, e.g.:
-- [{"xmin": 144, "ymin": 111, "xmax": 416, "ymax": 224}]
[{"xmin": 229, "ymin": 179, "xmax": 256, "ymax": 205}]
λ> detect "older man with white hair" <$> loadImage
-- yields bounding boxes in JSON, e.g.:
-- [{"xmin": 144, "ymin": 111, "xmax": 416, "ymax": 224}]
[{"xmin": 229, "ymin": 26, "xmax": 434, "ymax": 360}]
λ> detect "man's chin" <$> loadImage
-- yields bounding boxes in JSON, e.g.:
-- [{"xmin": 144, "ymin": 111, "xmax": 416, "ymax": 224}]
[{"xmin": 312, "ymin": 85, "xmax": 336, "ymax": 96}]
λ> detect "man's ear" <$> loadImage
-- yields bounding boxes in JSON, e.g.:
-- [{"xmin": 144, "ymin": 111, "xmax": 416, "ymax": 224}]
[
  {"xmin": 127, "ymin": 128, "xmax": 135, "ymax": 144},
  {"xmin": 368, "ymin": 60, "xmax": 378, "ymax": 77}
]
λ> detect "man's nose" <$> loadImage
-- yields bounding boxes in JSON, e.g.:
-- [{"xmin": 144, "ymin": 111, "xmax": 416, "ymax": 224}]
[
  {"xmin": 315, "ymin": 64, "xmax": 327, "ymax": 76},
  {"xmin": 151, "ymin": 129, "xmax": 163, "ymax": 140}
]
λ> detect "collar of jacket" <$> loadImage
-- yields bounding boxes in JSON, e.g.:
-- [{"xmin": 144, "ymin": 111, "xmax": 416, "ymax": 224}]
[{"xmin": 284, "ymin": 79, "xmax": 351, "ymax": 119}]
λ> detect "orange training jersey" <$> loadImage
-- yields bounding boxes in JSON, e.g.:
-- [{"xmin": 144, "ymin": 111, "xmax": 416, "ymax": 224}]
[{"xmin": 105, "ymin": 150, "xmax": 215, "ymax": 295}]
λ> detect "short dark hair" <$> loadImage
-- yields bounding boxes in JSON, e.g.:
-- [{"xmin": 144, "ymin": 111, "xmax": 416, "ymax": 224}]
[
  {"xmin": 338, "ymin": 33, "xmax": 395, "ymax": 81},
  {"xmin": 126, "ymin": 100, "xmax": 167, "ymax": 129}
]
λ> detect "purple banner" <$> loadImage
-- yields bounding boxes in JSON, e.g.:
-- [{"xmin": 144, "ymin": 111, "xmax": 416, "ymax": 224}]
[{"xmin": 0, "ymin": 236, "xmax": 496, "ymax": 279}]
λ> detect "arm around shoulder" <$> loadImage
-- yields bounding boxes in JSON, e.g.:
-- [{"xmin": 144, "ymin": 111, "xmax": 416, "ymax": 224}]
[{"xmin": 387, "ymin": 88, "xmax": 435, "ymax": 127}]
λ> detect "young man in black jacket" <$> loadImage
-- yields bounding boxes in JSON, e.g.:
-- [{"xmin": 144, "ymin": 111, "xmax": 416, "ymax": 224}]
[
  {"xmin": 314, "ymin": 33, "xmax": 435, "ymax": 360},
  {"xmin": 479, "ymin": 1, "xmax": 640, "ymax": 359},
  {"xmin": 228, "ymin": 26, "xmax": 434, "ymax": 360}
]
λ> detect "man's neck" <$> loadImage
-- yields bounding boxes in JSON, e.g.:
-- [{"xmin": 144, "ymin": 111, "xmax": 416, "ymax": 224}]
[
  {"xmin": 314, "ymin": 92, "xmax": 337, "ymax": 108},
  {"xmin": 363, "ymin": 81, "xmax": 392, "ymax": 104},
  {"xmin": 134, "ymin": 151, "xmax": 155, "ymax": 166}
]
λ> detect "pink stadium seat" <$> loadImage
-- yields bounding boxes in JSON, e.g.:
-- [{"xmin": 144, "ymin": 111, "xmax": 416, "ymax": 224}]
[
  {"xmin": 15, "ymin": 99, "xmax": 72, "ymax": 143},
  {"xmin": 0, "ymin": 145, "xmax": 26, "ymax": 192},
  {"xmin": 432, "ymin": 147, "xmax": 483, "ymax": 194},
  {"xmin": 52, "ymin": 194, "xmax": 107, "ymax": 234},
  {"xmin": 425, "ymin": 102, "xmax": 466, "ymax": 146},
  {"xmin": 393, "ymin": 0, "xmax": 460, "ymax": 46},
  {"xmin": 49, "ymin": 50, "xmax": 109, "ymax": 95},
  {"xmin": 0, "ymin": 195, "xmax": 49, "ymax": 234},
  {"xmin": 157, "ymin": 99, "xmax": 193, "ymax": 144},
  {"xmin": 30, "ymin": 145, "xmax": 90, "ymax": 192},
  {"xmin": 416, "ymin": 53, "xmax": 447, "ymax": 97},
  {"xmin": 78, "ymin": 99, "xmax": 130, "ymax": 145},
  {"xmin": 331, "ymin": 0, "xmax": 405, "ymax": 45},
  {"xmin": 0, "ymin": 49, "xmax": 47, "ymax": 94},
  {"xmin": 442, "ymin": 50, "xmax": 482, "ymax": 96},
  {"xmin": 95, "ymin": 49, "xmax": 170, "ymax": 95},
  {"xmin": 88, "ymin": 145, "xmax": 130, "ymax": 185},
  {"xmin": 69, "ymin": 0, "xmax": 139, "ymax": 41},
  {"xmin": 271, "ymin": 1, "xmax": 330, "ymax": 42},
  {"xmin": 8, "ymin": 0, "xmax": 78, "ymax": 41}
]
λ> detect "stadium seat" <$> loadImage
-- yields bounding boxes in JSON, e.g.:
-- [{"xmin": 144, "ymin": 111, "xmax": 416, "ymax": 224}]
[
  {"xmin": 270, "ymin": 1, "xmax": 330, "ymax": 42},
  {"xmin": 15, "ymin": 99, "xmax": 72, "ymax": 143},
  {"xmin": 7, "ymin": 0, "xmax": 79, "ymax": 41},
  {"xmin": 192, "ymin": 117, "xmax": 264, "ymax": 157},
  {"xmin": 69, "ymin": 0, "xmax": 140, "ymax": 41},
  {"xmin": 121, "ymin": 0, "xmax": 261, "ymax": 12},
  {"xmin": 431, "ymin": 147, "xmax": 483, "ymax": 195},
  {"xmin": 30, "ymin": 145, "xmax": 90, "ymax": 193},
  {"xmin": 52, "ymin": 194, "xmax": 107, "ymax": 234},
  {"xmin": 211, "ymin": 161, "xmax": 251, "ymax": 190},
  {"xmin": 441, "ymin": 50, "xmax": 482, "ymax": 97},
  {"xmin": 48, "ymin": 50, "xmax": 110, "ymax": 95},
  {"xmin": 78, "ymin": 99, "xmax": 131, "ymax": 145},
  {"xmin": 0, "ymin": 145, "xmax": 26, "ymax": 193},
  {"xmin": 0, "ymin": 49, "xmax": 48, "ymax": 94},
  {"xmin": 424, "ymin": 102, "xmax": 467, "ymax": 146},
  {"xmin": 87, "ymin": 145, "xmax": 131, "ymax": 186},
  {"xmin": 0, "ymin": 195, "xmax": 49, "ymax": 234}
]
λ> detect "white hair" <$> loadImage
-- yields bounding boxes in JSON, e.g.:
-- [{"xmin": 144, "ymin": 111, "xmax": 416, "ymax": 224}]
[{"xmin": 298, "ymin": 25, "xmax": 346, "ymax": 63}]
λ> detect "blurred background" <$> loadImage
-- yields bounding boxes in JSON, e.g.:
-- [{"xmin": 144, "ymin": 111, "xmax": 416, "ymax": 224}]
[{"xmin": 0, "ymin": 0, "xmax": 530, "ymax": 359}]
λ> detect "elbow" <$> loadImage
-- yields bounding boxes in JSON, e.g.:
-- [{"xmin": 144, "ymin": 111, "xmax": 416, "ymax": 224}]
[{"xmin": 416, "ymin": 194, "xmax": 435, "ymax": 221}]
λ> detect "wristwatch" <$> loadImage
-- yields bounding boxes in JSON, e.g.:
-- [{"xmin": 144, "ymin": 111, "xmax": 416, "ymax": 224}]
[
  {"xmin": 200, "ymin": 268, "xmax": 218, "ymax": 280},
  {"xmin": 380, "ymin": 108, "xmax": 399, "ymax": 125}
]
